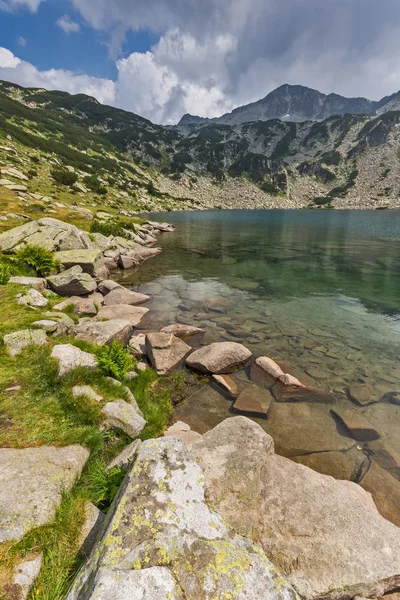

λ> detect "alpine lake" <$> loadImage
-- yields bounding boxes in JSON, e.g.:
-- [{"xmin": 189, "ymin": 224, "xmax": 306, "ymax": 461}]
[{"xmin": 116, "ymin": 209, "xmax": 400, "ymax": 525}]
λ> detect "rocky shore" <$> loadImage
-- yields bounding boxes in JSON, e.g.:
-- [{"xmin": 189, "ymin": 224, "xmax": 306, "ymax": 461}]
[{"xmin": 0, "ymin": 217, "xmax": 400, "ymax": 599}]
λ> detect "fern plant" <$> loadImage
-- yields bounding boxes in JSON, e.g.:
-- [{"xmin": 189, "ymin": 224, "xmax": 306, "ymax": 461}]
[
  {"xmin": 96, "ymin": 341, "xmax": 134, "ymax": 380},
  {"xmin": 16, "ymin": 245, "xmax": 59, "ymax": 277}
]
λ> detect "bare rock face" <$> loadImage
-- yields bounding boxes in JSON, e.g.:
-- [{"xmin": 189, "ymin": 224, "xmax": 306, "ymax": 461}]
[
  {"xmin": 3, "ymin": 329, "xmax": 47, "ymax": 357},
  {"xmin": 101, "ymin": 400, "xmax": 146, "ymax": 438},
  {"xmin": 191, "ymin": 417, "xmax": 400, "ymax": 600},
  {"xmin": 47, "ymin": 266, "xmax": 97, "ymax": 297},
  {"xmin": 103, "ymin": 287, "xmax": 150, "ymax": 306},
  {"xmin": 0, "ymin": 445, "xmax": 89, "ymax": 542},
  {"xmin": 186, "ymin": 342, "xmax": 252, "ymax": 374},
  {"xmin": 51, "ymin": 343, "xmax": 98, "ymax": 376},
  {"xmin": 146, "ymin": 332, "xmax": 191, "ymax": 375},
  {"xmin": 66, "ymin": 437, "xmax": 297, "ymax": 600},
  {"xmin": 96, "ymin": 304, "xmax": 149, "ymax": 327},
  {"xmin": 71, "ymin": 319, "xmax": 133, "ymax": 346}
]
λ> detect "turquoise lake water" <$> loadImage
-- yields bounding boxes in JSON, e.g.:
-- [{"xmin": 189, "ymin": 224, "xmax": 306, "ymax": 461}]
[{"xmin": 117, "ymin": 209, "xmax": 400, "ymax": 523}]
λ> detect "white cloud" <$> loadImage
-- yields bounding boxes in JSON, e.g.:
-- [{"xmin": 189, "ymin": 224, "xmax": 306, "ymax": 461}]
[
  {"xmin": 0, "ymin": 0, "xmax": 45, "ymax": 11},
  {"xmin": 17, "ymin": 36, "xmax": 27, "ymax": 46},
  {"xmin": 0, "ymin": 47, "xmax": 115, "ymax": 105},
  {"xmin": 56, "ymin": 15, "xmax": 81, "ymax": 34}
]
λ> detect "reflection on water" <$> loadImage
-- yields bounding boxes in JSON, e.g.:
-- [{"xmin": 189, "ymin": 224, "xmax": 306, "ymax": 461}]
[{"xmin": 116, "ymin": 209, "xmax": 400, "ymax": 525}]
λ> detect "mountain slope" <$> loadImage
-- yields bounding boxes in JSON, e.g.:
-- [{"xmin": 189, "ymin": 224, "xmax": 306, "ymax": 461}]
[
  {"xmin": 1, "ymin": 79, "xmax": 400, "ymax": 212},
  {"xmin": 179, "ymin": 84, "xmax": 400, "ymax": 126}
]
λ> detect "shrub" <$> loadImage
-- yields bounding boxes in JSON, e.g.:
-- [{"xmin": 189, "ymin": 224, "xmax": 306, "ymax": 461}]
[
  {"xmin": 0, "ymin": 263, "xmax": 10, "ymax": 285},
  {"xmin": 83, "ymin": 175, "xmax": 107, "ymax": 195},
  {"xmin": 51, "ymin": 168, "xmax": 78, "ymax": 186},
  {"xmin": 16, "ymin": 245, "xmax": 58, "ymax": 277},
  {"xmin": 96, "ymin": 341, "xmax": 134, "ymax": 380},
  {"xmin": 91, "ymin": 217, "xmax": 145, "ymax": 239},
  {"xmin": 27, "ymin": 168, "xmax": 37, "ymax": 178}
]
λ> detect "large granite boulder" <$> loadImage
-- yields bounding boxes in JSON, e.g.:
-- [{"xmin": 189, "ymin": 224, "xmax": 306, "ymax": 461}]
[
  {"xmin": 47, "ymin": 266, "xmax": 97, "ymax": 297},
  {"xmin": 3, "ymin": 329, "xmax": 47, "ymax": 357},
  {"xmin": 103, "ymin": 287, "xmax": 150, "ymax": 306},
  {"xmin": 54, "ymin": 249, "xmax": 108, "ymax": 279},
  {"xmin": 51, "ymin": 344, "xmax": 98, "ymax": 376},
  {"xmin": 0, "ymin": 221, "xmax": 40, "ymax": 253},
  {"xmin": 186, "ymin": 342, "xmax": 252, "ymax": 374},
  {"xmin": 191, "ymin": 417, "xmax": 400, "ymax": 600},
  {"xmin": 17, "ymin": 288, "xmax": 48, "ymax": 308},
  {"xmin": 146, "ymin": 332, "xmax": 191, "ymax": 375},
  {"xmin": 96, "ymin": 304, "xmax": 149, "ymax": 327},
  {"xmin": 66, "ymin": 437, "xmax": 297, "ymax": 600},
  {"xmin": 71, "ymin": 319, "xmax": 132, "ymax": 346},
  {"xmin": 0, "ymin": 445, "xmax": 89, "ymax": 542}
]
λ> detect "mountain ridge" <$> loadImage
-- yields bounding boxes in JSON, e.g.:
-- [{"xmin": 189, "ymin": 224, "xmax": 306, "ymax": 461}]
[{"xmin": 178, "ymin": 83, "xmax": 400, "ymax": 126}]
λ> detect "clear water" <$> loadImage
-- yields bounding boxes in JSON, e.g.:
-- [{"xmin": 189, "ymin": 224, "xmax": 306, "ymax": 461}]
[{"xmin": 117, "ymin": 209, "xmax": 400, "ymax": 523}]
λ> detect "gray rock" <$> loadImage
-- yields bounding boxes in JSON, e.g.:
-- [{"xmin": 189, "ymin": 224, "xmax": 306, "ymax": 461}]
[
  {"xmin": 53, "ymin": 294, "xmax": 103, "ymax": 316},
  {"xmin": 128, "ymin": 333, "xmax": 147, "ymax": 357},
  {"xmin": 103, "ymin": 287, "xmax": 150, "ymax": 306},
  {"xmin": 17, "ymin": 288, "xmax": 48, "ymax": 308},
  {"xmin": 160, "ymin": 323, "xmax": 205, "ymax": 337},
  {"xmin": 101, "ymin": 399, "xmax": 146, "ymax": 438},
  {"xmin": 3, "ymin": 329, "xmax": 47, "ymax": 357},
  {"xmin": 44, "ymin": 311, "xmax": 75, "ymax": 327},
  {"xmin": 77, "ymin": 502, "xmax": 105, "ymax": 558},
  {"xmin": 146, "ymin": 332, "xmax": 191, "ymax": 376},
  {"xmin": 71, "ymin": 319, "xmax": 132, "ymax": 346},
  {"xmin": 191, "ymin": 417, "xmax": 400, "ymax": 600},
  {"xmin": 233, "ymin": 387, "xmax": 273, "ymax": 418},
  {"xmin": 105, "ymin": 439, "xmax": 142, "ymax": 473},
  {"xmin": 163, "ymin": 421, "xmax": 202, "ymax": 447},
  {"xmin": 97, "ymin": 279, "xmax": 121, "ymax": 295},
  {"xmin": 9, "ymin": 276, "xmax": 46, "ymax": 291},
  {"xmin": 66, "ymin": 437, "xmax": 297, "ymax": 600},
  {"xmin": 0, "ymin": 221, "xmax": 40, "ymax": 253},
  {"xmin": 51, "ymin": 344, "xmax": 98, "ymax": 377},
  {"xmin": 47, "ymin": 266, "xmax": 97, "ymax": 297},
  {"xmin": 54, "ymin": 249, "xmax": 107, "ymax": 278},
  {"xmin": 186, "ymin": 342, "xmax": 252, "ymax": 374},
  {"xmin": 72, "ymin": 385, "xmax": 103, "ymax": 402},
  {"xmin": 212, "ymin": 374, "xmax": 239, "ymax": 396},
  {"xmin": 12, "ymin": 553, "xmax": 43, "ymax": 600},
  {"xmin": 32, "ymin": 319, "xmax": 59, "ymax": 332},
  {"xmin": 96, "ymin": 304, "xmax": 149, "ymax": 327},
  {"xmin": 0, "ymin": 445, "xmax": 89, "ymax": 542}
]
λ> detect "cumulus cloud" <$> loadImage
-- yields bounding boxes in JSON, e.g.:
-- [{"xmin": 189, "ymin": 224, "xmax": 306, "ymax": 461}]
[
  {"xmin": 3, "ymin": 0, "xmax": 400, "ymax": 123},
  {"xmin": 56, "ymin": 15, "xmax": 81, "ymax": 34},
  {"xmin": 0, "ymin": 0, "xmax": 45, "ymax": 11},
  {"xmin": 0, "ymin": 47, "xmax": 115, "ymax": 105}
]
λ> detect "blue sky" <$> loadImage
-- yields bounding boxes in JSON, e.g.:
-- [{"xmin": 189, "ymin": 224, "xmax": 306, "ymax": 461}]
[{"xmin": 1, "ymin": 0, "xmax": 400, "ymax": 124}]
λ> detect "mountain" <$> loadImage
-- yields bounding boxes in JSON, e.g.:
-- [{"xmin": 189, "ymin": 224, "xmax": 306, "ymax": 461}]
[
  {"xmin": 178, "ymin": 84, "xmax": 400, "ymax": 126},
  {"xmin": 1, "ymin": 79, "xmax": 400, "ymax": 213}
]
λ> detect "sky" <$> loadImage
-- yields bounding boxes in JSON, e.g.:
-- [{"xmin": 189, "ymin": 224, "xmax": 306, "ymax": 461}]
[{"xmin": 1, "ymin": 0, "xmax": 400, "ymax": 125}]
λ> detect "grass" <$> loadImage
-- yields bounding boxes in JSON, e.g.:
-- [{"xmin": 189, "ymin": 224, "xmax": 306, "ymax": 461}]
[{"xmin": 0, "ymin": 283, "xmax": 186, "ymax": 598}]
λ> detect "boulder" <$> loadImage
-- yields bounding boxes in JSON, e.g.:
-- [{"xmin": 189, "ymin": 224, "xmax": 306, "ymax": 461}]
[
  {"xmin": 105, "ymin": 439, "xmax": 142, "ymax": 473},
  {"xmin": 103, "ymin": 287, "xmax": 150, "ymax": 306},
  {"xmin": 54, "ymin": 249, "xmax": 107, "ymax": 278},
  {"xmin": 51, "ymin": 344, "xmax": 98, "ymax": 377},
  {"xmin": 359, "ymin": 461, "xmax": 400, "ymax": 527},
  {"xmin": 118, "ymin": 250, "xmax": 141, "ymax": 269},
  {"xmin": 233, "ymin": 387, "xmax": 273, "ymax": 418},
  {"xmin": 53, "ymin": 294, "xmax": 103, "ymax": 316},
  {"xmin": 160, "ymin": 323, "xmax": 205, "ymax": 337},
  {"xmin": 66, "ymin": 437, "xmax": 297, "ymax": 600},
  {"xmin": 17, "ymin": 288, "xmax": 48, "ymax": 308},
  {"xmin": 47, "ymin": 266, "xmax": 97, "ymax": 297},
  {"xmin": 97, "ymin": 279, "xmax": 121, "ymax": 295},
  {"xmin": 272, "ymin": 381, "xmax": 334, "ymax": 403},
  {"xmin": 348, "ymin": 383, "xmax": 379, "ymax": 406},
  {"xmin": 186, "ymin": 342, "xmax": 252, "ymax": 374},
  {"xmin": 163, "ymin": 421, "xmax": 202, "ymax": 447},
  {"xmin": 9, "ymin": 276, "xmax": 46, "ymax": 291},
  {"xmin": 96, "ymin": 304, "xmax": 149, "ymax": 327},
  {"xmin": 10, "ymin": 553, "xmax": 43, "ymax": 600},
  {"xmin": 0, "ymin": 221, "xmax": 40, "ymax": 253},
  {"xmin": 32, "ymin": 319, "xmax": 58, "ymax": 332},
  {"xmin": 3, "ymin": 329, "xmax": 47, "ymax": 357},
  {"xmin": 71, "ymin": 319, "xmax": 132, "ymax": 346},
  {"xmin": 101, "ymin": 399, "xmax": 146, "ymax": 438},
  {"xmin": 128, "ymin": 333, "xmax": 147, "ymax": 358},
  {"xmin": 191, "ymin": 417, "xmax": 400, "ymax": 600},
  {"xmin": 77, "ymin": 502, "xmax": 105, "ymax": 558},
  {"xmin": 146, "ymin": 332, "xmax": 191, "ymax": 375},
  {"xmin": 212, "ymin": 374, "xmax": 239, "ymax": 396},
  {"xmin": 0, "ymin": 445, "xmax": 89, "ymax": 542},
  {"xmin": 331, "ymin": 407, "xmax": 380, "ymax": 441},
  {"xmin": 72, "ymin": 385, "xmax": 103, "ymax": 403}
]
